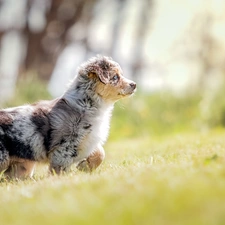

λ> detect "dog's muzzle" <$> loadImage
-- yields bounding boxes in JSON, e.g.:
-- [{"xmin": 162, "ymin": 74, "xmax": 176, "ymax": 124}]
[
  {"xmin": 130, "ymin": 82, "xmax": 136, "ymax": 91},
  {"xmin": 119, "ymin": 81, "xmax": 137, "ymax": 96}
]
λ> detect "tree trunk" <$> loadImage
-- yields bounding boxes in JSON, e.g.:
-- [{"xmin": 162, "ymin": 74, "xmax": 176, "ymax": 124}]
[{"xmin": 22, "ymin": 0, "xmax": 86, "ymax": 81}]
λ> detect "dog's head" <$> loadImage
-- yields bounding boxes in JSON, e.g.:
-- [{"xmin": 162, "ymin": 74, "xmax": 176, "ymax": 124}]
[{"xmin": 78, "ymin": 56, "xmax": 136, "ymax": 102}]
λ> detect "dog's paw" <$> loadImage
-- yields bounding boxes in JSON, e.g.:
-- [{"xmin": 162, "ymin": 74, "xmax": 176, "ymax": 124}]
[{"xmin": 76, "ymin": 160, "xmax": 91, "ymax": 172}]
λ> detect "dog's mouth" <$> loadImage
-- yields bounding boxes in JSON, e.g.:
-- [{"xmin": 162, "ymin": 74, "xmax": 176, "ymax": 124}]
[{"xmin": 118, "ymin": 85, "xmax": 137, "ymax": 97}]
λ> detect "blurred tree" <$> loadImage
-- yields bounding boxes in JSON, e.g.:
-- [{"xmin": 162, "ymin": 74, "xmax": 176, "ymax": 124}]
[
  {"xmin": 0, "ymin": 0, "xmax": 99, "ymax": 103},
  {"xmin": 0, "ymin": 0, "xmax": 156, "ymax": 103},
  {"xmin": 194, "ymin": 14, "xmax": 217, "ymax": 89},
  {"xmin": 23, "ymin": 0, "xmax": 90, "ymax": 80},
  {"xmin": 110, "ymin": 0, "xmax": 127, "ymax": 57},
  {"xmin": 130, "ymin": 0, "xmax": 153, "ymax": 79},
  {"xmin": 0, "ymin": 0, "xmax": 101, "ymax": 83}
]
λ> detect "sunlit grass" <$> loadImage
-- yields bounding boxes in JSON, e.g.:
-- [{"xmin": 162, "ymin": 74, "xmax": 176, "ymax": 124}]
[{"xmin": 1, "ymin": 131, "xmax": 225, "ymax": 225}]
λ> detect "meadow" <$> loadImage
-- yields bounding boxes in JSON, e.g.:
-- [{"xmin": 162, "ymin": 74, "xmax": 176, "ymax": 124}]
[{"xmin": 1, "ymin": 78, "xmax": 225, "ymax": 225}]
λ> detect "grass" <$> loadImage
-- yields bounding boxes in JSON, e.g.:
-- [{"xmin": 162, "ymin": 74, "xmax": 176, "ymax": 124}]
[
  {"xmin": 1, "ymin": 78, "xmax": 225, "ymax": 225},
  {"xmin": 1, "ymin": 131, "xmax": 225, "ymax": 225}
]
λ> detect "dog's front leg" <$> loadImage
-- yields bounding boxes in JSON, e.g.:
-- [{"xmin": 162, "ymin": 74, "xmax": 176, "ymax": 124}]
[
  {"xmin": 77, "ymin": 145, "xmax": 105, "ymax": 172},
  {"xmin": 49, "ymin": 147, "xmax": 74, "ymax": 175}
]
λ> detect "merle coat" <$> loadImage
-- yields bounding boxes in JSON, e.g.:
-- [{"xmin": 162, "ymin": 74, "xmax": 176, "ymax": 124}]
[{"xmin": 0, "ymin": 56, "xmax": 136, "ymax": 178}]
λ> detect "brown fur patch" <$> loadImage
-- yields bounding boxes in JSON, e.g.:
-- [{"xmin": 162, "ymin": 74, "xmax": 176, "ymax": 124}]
[
  {"xmin": 0, "ymin": 111, "xmax": 13, "ymax": 125},
  {"xmin": 76, "ymin": 147, "xmax": 105, "ymax": 172},
  {"xmin": 87, "ymin": 149, "xmax": 105, "ymax": 170},
  {"xmin": 5, "ymin": 157, "xmax": 35, "ymax": 178}
]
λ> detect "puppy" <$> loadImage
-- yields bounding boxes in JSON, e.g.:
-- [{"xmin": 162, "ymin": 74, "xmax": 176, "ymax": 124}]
[{"xmin": 0, "ymin": 56, "xmax": 136, "ymax": 178}]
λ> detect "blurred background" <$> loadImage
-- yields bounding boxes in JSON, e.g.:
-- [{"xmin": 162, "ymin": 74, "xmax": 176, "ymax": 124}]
[{"xmin": 0, "ymin": 0, "xmax": 225, "ymax": 138}]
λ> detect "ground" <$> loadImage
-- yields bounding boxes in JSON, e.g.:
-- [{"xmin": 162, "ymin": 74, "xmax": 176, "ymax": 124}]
[{"xmin": 1, "ymin": 130, "xmax": 225, "ymax": 225}]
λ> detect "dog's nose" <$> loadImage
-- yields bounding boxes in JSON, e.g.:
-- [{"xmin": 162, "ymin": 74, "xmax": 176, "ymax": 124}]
[{"xmin": 130, "ymin": 82, "xmax": 136, "ymax": 90}]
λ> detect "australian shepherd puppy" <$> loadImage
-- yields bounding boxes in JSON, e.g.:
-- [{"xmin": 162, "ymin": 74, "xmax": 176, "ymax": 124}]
[{"xmin": 0, "ymin": 56, "xmax": 136, "ymax": 178}]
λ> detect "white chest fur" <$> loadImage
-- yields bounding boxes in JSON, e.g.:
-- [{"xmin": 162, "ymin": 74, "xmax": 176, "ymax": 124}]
[{"xmin": 76, "ymin": 104, "xmax": 113, "ymax": 162}]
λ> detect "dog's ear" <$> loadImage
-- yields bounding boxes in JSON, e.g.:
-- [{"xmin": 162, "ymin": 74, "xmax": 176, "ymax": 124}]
[
  {"xmin": 88, "ymin": 71, "xmax": 109, "ymax": 84},
  {"xmin": 86, "ymin": 61, "xmax": 110, "ymax": 84},
  {"xmin": 80, "ymin": 56, "xmax": 111, "ymax": 84},
  {"xmin": 97, "ymin": 59, "xmax": 110, "ymax": 84},
  {"xmin": 97, "ymin": 71, "xmax": 109, "ymax": 84}
]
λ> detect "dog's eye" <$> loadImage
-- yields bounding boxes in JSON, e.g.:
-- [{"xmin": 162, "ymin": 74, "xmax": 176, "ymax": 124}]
[{"xmin": 112, "ymin": 75, "xmax": 119, "ymax": 82}]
